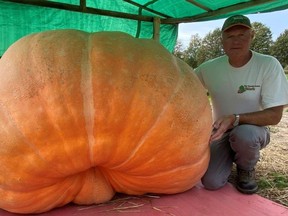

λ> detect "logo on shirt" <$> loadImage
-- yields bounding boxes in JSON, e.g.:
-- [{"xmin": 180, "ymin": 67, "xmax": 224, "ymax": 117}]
[{"xmin": 238, "ymin": 85, "xmax": 260, "ymax": 93}]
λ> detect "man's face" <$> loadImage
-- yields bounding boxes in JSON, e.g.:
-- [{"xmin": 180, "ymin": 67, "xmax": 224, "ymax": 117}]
[{"xmin": 221, "ymin": 25, "xmax": 254, "ymax": 58}]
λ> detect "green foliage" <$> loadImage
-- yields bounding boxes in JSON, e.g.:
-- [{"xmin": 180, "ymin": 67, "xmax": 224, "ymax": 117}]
[
  {"xmin": 258, "ymin": 173, "xmax": 288, "ymax": 189},
  {"xmin": 176, "ymin": 21, "xmax": 288, "ymax": 68},
  {"xmin": 173, "ymin": 40, "xmax": 185, "ymax": 60},
  {"xmin": 183, "ymin": 34, "xmax": 202, "ymax": 68},
  {"xmin": 250, "ymin": 22, "xmax": 273, "ymax": 54},
  {"xmin": 271, "ymin": 29, "xmax": 288, "ymax": 67},
  {"xmin": 197, "ymin": 28, "xmax": 224, "ymax": 65}
]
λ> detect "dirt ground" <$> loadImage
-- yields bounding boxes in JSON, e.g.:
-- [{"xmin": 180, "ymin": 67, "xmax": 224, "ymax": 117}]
[
  {"xmin": 229, "ymin": 108, "xmax": 288, "ymax": 206},
  {"xmin": 256, "ymin": 108, "xmax": 288, "ymax": 206}
]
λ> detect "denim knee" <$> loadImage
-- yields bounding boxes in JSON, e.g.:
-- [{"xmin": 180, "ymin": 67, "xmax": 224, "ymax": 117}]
[
  {"xmin": 201, "ymin": 174, "xmax": 228, "ymax": 190},
  {"xmin": 229, "ymin": 125, "xmax": 269, "ymax": 150},
  {"xmin": 229, "ymin": 125, "xmax": 270, "ymax": 170}
]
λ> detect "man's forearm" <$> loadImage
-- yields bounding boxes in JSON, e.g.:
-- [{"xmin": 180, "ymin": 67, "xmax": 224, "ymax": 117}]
[{"xmin": 237, "ymin": 105, "xmax": 284, "ymax": 126}]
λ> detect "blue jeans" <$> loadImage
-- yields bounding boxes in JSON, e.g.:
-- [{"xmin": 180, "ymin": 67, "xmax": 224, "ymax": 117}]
[{"xmin": 201, "ymin": 124, "xmax": 270, "ymax": 190}]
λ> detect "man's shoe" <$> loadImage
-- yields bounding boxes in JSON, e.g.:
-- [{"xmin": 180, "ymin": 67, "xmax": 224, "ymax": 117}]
[{"xmin": 236, "ymin": 167, "xmax": 258, "ymax": 194}]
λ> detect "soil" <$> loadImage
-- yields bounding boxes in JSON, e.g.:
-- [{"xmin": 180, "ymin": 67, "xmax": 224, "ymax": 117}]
[
  {"xmin": 257, "ymin": 108, "xmax": 288, "ymax": 206},
  {"xmin": 229, "ymin": 108, "xmax": 288, "ymax": 206}
]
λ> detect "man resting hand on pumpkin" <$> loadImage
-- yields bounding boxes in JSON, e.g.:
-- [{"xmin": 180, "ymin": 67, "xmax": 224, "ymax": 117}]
[{"xmin": 195, "ymin": 14, "xmax": 288, "ymax": 194}]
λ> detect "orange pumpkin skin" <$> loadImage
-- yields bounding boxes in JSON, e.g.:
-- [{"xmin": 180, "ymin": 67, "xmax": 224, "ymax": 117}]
[{"xmin": 0, "ymin": 30, "xmax": 212, "ymax": 214}]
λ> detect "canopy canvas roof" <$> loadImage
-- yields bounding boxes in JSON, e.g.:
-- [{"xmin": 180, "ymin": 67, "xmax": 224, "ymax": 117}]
[{"xmin": 1, "ymin": 0, "xmax": 288, "ymax": 55}]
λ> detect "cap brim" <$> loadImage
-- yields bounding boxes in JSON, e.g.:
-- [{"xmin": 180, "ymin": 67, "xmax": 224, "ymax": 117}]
[{"xmin": 222, "ymin": 24, "xmax": 251, "ymax": 32}]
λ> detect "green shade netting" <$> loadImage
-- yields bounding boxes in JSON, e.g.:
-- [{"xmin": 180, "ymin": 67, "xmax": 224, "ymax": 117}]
[
  {"xmin": 0, "ymin": 0, "xmax": 178, "ymax": 55},
  {"xmin": 1, "ymin": 0, "xmax": 288, "ymax": 56}
]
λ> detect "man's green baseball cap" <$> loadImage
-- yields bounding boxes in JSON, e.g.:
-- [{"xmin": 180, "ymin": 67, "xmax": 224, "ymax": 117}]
[{"xmin": 221, "ymin": 15, "xmax": 252, "ymax": 32}]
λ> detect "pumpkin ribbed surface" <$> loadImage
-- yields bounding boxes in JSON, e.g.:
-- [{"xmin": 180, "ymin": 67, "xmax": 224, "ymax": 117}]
[{"xmin": 0, "ymin": 30, "xmax": 212, "ymax": 214}]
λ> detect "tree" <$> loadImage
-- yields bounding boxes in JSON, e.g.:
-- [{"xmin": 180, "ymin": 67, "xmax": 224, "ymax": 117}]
[
  {"xmin": 251, "ymin": 22, "xmax": 273, "ymax": 54},
  {"xmin": 182, "ymin": 34, "xmax": 202, "ymax": 68},
  {"xmin": 196, "ymin": 28, "xmax": 224, "ymax": 65},
  {"xmin": 176, "ymin": 21, "xmax": 283, "ymax": 68},
  {"xmin": 270, "ymin": 29, "xmax": 288, "ymax": 67},
  {"xmin": 173, "ymin": 40, "xmax": 185, "ymax": 59}
]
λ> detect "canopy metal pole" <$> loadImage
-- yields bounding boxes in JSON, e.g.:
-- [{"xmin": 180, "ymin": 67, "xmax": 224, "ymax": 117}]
[{"xmin": 153, "ymin": 17, "xmax": 161, "ymax": 41}]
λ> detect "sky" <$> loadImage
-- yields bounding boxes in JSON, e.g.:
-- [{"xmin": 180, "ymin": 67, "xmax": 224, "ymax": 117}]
[{"xmin": 178, "ymin": 9, "xmax": 288, "ymax": 48}]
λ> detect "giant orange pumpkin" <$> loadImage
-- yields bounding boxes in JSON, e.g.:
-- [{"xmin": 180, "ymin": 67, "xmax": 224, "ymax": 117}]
[{"xmin": 0, "ymin": 30, "xmax": 212, "ymax": 214}]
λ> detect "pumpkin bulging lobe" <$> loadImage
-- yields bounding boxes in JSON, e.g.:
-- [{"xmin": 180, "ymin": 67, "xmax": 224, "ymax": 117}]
[{"xmin": 0, "ymin": 30, "xmax": 212, "ymax": 214}]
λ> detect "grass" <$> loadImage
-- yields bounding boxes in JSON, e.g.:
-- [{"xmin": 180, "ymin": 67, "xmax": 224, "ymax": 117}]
[
  {"xmin": 227, "ymin": 108, "xmax": 288, "ymax": 207},
  {"xmin": 254, "ymin": 108, "xmax": 288, "ymax": 206},
  {"xmin": 258, "ymin": 173, "xmax": 288, "ymax": 189},
  {"xmin": 243, "ymin": 108, "xmax": 287, "ymax": 207}
]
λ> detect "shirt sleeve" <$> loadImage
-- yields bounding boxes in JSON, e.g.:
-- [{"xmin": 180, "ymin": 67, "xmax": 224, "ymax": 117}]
[{"xmin": 261, "ymin": 57, "xmax": 288, "ymax": 109}]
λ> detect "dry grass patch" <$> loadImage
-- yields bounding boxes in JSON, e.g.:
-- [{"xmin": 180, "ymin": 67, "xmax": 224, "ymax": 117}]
[
  {"xmin": 257, "ymin": 108, "xmax": 288, "ymax": 206},
  {"xmin": 229, "ymin": 108, "xmax": 288, "ymax": 207}
]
